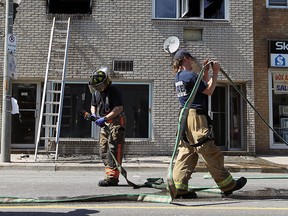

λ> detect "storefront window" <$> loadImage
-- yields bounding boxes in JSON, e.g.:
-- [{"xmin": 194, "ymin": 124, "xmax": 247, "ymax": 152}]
[
  {"xmin": 117, "ymin": 84, "xmax": 150, "ymax": 138},
  {"xmin": 60, "ymin": 83, "xmax": 92, "ymax": 138},
  {"xmin": 60, "ymin": 82, "xmax": 151, "ymax": 139},
  {"xmin": 271, "ymin": 72, "xmax": 288, "ymax": 144}
]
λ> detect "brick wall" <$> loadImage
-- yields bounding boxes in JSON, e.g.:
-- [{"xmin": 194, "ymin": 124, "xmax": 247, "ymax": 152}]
[
  {"xmin": 254, "ymin": 0, "xmax": 288, "ymax": 154},
  {"xmin": 0, "ymin": 0, "xmax": 255, "ymax": 155}
]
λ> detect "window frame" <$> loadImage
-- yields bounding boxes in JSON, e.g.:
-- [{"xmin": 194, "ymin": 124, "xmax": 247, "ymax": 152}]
[
  {"xmin": 152, "ymin": 0, "xmax": 229, "ymax": 21},
  {"xmin": 267, "ymin": 0, "xmax": 288, "ymax": 8}
]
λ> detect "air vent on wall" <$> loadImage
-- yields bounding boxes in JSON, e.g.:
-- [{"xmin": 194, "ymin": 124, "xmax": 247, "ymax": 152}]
[{"xmin": 113, "ymin": 60, "xmax": 134, "ymax": 72}]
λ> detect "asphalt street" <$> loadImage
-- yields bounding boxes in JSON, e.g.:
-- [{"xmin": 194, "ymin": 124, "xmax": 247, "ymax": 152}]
[{"xmin": 0, "ymin": 170, "xmax": 288, "ymax": 216}]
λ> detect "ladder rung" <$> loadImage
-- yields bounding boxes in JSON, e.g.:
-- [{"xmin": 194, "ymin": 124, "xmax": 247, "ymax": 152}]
[
  {"xmin": 54, "ymin": 39, "xmax": 67, "ymax": 43},
  {"xmin": 49, "ymin": 69, "xmax": 63, "ymax": 73},
  {"xmin": 54, "ymin": 29, "xmax": 67, "ymax": 34},
  {"xmin": 48, "ymin": 80, "xmax": 62, "ymax": 83},
  {"xmin": 42, "ymin": 124, "xmax": 57, "ymax": 128},
  {"xmin": 47, "ymin": 90, "xmax": 61, "ymax": 94},
  {"xmin": 52, "ymin": 58, "xmax": 64, "ymax": 62},
  {"xmin": 40, "ymin": 137, "xmax": 56, "ymax": 140},
  {"xmin": 55, "ymin": 20, "xmax": 68, "ymax": 24},
  {"xmin": 45, "ymin": 101, "xmax": 60, "ymax": 105},
  {"xmin": 54, "ymin": 49, "xmax": 65, "ymax": 53},
  {"xmin": 43, "ymin": 113, "xmax": 59, "ymax": 116}
]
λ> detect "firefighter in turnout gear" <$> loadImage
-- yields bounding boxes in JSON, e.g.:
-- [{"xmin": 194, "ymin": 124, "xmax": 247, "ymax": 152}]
[
  {"xmin": 172, "ymin": 49, "xmax": 247, "ymax": 198},
  {"xmin": 89, "ymin": 66, "xmax": 126, "ymax": 187}
]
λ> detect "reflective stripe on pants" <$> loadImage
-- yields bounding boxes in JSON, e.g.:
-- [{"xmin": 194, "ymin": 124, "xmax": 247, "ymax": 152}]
[{"xmin": 173, "ymin": 109, "xmax": 236, "ymax": 192}]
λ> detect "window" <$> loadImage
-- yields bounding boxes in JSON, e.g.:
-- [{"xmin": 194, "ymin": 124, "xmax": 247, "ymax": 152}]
[
  {"xmin": 268, "ymin": 0, "xmax": 288, "ymax": 7},
  {"xmin": 154, "ymin": 0, "xmax": 177, "ymax": 18},
  {"xmin": 153, "ymin": 0, "xmax": 226, "ymax": 20},
  {"xmin": 60, "ymin": 82, "xmax": 151, "ymax": 139},
  {"xmin": 269, "ymin": 72, "xmax": 288, "ymax": 146},
  {"xmin": 60, "ymin": 83, "xmax": 92, "ymax": 138},
  {"xmin": 47, "ymin": 0, "xmax": 92, "ymax": 14},
  {"xmin": 117, "ymin": 83, "xmax": 151, "ymax": 139}
]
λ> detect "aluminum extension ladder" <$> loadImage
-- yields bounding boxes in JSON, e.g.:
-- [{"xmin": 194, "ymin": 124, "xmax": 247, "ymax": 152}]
[{"xmin": 34, "ymin": 17, "xmax": 71, "ymax": 160}]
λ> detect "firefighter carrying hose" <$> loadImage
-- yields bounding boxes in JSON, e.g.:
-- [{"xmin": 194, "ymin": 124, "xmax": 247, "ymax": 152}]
[
  {"xmin": 88, "ymin": 66, "xmax": 126, "ymax": 187},
  {"xmin": 172, "ymin": 49, "xmax": 247, "ymax": 198}
]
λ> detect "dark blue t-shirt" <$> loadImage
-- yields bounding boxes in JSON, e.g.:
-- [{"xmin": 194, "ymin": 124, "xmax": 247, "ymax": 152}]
[{"xmin": 175, "ymin": 70, "xmax": 208, "ymax": 109}]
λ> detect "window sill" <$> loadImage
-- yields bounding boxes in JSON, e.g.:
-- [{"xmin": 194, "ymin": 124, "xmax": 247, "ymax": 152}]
[
  {"xmin": 266, "ymin": 6, "xmax": 288, "ymax": 9},
  {"xmin": 151, "ymin": 19, "xmax": 230, "ymax": 25}
]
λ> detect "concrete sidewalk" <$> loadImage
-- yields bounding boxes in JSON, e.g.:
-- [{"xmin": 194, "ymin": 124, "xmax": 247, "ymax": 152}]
[{"xmin": 0, "ymin": 154, "xmax": 288, "ymax": 173}]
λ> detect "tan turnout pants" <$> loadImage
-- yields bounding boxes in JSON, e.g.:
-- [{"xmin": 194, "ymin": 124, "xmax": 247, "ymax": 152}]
[
  {"xmin": 173, "ymin": 109, "xmax": 237, "ymax": 193},
  {"xmin": 99, "ymin": 114, "xmax": 126, "ymax": 183}
]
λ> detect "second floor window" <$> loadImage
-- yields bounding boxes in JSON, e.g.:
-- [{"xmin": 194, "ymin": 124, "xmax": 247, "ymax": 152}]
[
  {"xmin": 268, "ymin": 0, "xmax": 288, "ymax": 7},
  {"xmin": 47, "ymin": 0, "xmax": 92, "ymax": 14},
  {"xmin": 153, "ymin": 0, "xmax": 226, "ymax": 20}
]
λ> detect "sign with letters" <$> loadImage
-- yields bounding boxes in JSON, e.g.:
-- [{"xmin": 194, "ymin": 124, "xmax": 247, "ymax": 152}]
[
  {"xmin": 269, "ymin": 40, "xmax": 288, "ymax": 68},
  {"xmin": 273, "ymin": 73, "xmax": 288, "ymax": 94}
]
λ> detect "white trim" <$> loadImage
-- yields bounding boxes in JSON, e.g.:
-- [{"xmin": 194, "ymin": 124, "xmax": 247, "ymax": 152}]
[{"xmin": 268, "ymin": 70, "xmax": 274, "ymax": 146}]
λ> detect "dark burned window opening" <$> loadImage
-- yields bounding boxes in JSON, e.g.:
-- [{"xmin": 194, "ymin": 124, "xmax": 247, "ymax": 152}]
[
  {"xmin": 47, "ymin": 0, "xmax": 92, "ymax": 14},
  {"xmin": 204, "ymin": 0, "xmax": 225, "ymax": 19},
  {"xmin": 113, "ymin": 61, "xmax": 134, "ymax": 72}
]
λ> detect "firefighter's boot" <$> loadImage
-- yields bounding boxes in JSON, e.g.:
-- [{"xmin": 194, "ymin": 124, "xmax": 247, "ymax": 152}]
[
  {"xmin": 223, "ymin": 177, "xmax": 247, "ymax": 196},
  {"xmin": 98, "ymin": 179, "xmax": 118, "ymax": 187}
]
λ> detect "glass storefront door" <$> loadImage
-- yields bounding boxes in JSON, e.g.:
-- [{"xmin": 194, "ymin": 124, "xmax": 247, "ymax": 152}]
[
  {"xmin": 209, "ymin": 85, "xmax": 243, "ymax": 150},
  {"xmin": 11, "ymin": 83, "xmax": 40, "ymax": 148},
  {"xmin": 229, "ymin": 85, "xmax": 243, "ymax": 149}
]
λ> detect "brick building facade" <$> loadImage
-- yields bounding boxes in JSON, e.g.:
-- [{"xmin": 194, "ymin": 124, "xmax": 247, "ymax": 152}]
[
  {"xmin": 0, "ymin": 0, "xmax": 257, "ymax": 156},
  {"xmin": 254, "ymin": 0, "xmax": 288, "ymax": 154}
]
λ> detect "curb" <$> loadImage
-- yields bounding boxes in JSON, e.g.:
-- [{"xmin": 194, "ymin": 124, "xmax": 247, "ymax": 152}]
[{"xmin": 1, "ymin": 162, "xmax": 288, "ymax": 173}]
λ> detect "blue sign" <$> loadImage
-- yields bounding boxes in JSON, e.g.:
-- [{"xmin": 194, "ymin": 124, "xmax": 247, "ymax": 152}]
[
  {"xmin": 270, "ymin": 54, "xmax": 288, "ymax": 67},
  {"xmin": 275, "ymin": 55, "xmax": 286, "ymax": 66}
]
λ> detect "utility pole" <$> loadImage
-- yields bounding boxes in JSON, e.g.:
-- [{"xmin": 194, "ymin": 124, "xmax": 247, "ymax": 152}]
[{"xmin": 1, "ymin": 0, "xmax": 14, "ymax": 162}]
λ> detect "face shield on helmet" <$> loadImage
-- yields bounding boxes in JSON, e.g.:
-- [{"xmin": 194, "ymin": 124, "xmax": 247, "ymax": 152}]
[{"xmin": 88, "ymin": 66, "xmax": 111, "ymax": 93}]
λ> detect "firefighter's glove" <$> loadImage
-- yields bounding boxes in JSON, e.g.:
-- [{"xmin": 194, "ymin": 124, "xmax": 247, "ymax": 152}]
[{"xmin": 95, "ymin": 117, "xmax": 107, "ymax": 127}]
